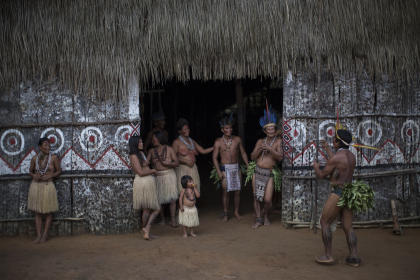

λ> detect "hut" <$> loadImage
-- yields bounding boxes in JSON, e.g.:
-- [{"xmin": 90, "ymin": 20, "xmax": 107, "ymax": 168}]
[{"xmin": 0, "ymin": 0, "xmax": 419, "ymax": 235}]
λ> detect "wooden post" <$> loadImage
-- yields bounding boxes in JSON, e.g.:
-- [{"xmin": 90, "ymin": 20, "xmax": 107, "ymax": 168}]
[
  {"xmin": 391, "ymin": 199, "xmax": 402, "ymax": 235},
  {"xmin": 235, "ymin": 80, "xmax": 245, "ymax": 146}
]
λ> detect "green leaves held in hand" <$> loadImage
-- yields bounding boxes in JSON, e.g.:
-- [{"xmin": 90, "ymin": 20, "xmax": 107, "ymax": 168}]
[
  {"xmin": 210, "ymin": 166, "xmax": 221, "ymax": 189},
  {"xmin": 336, "ymin": 180, "xmax": 374, "ymax": 213},
  {"xmin": 245, "ymin": 161, "xmax": 256, "ymax": 185}
]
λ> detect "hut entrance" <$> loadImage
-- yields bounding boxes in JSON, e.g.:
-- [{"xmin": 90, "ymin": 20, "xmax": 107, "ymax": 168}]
[{"xmin": 141, "ymin": 78, "xmax": 283, "ymax": 214}]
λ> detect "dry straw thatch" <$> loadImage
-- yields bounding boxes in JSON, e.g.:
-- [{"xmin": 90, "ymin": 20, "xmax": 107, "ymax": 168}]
[{"xmin": 1, "ymin": 0, "xmax": 419, "ymax": 100}]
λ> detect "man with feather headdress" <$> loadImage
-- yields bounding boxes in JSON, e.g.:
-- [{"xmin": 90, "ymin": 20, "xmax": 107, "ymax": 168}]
[{"xmin": 249, "ymin": 103, "xmax": 283, "ymax": 228}]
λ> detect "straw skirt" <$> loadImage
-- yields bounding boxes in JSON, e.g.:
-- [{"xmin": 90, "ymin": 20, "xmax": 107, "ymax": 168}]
[
  {"xmin": 176, "ymin": 164, "xmax": 201, "ymax": 192},
  {"xmin": 155, "ymin": 169, "xmax": 179, "ymax": 204},
  {"xmin": 133, "ymin": 175, "xmax": 160, "ymax": 210},
  {"xmin": 27, "ymin": 180, "xmax": 59, "ymax": 214},
  {"xmin": 178, "ymin": 205, "xmax": 199, "ymax": 227}
]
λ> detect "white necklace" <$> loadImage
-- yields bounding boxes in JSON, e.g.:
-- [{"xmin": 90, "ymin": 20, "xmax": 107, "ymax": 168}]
[
  {"xmin": 261, "ymin": 136, "xmax": 277, "ymax": 159},
  {"xmin": 222, "ymin": 135, "xmax": 232, "ymax": 150},
  {"xmin": 36, "ymin": 152, "xmax": 51, "ymax": 176},
  {"xmin": 179, "ymin": 136, "xmax": 195, "ymax": 151}
]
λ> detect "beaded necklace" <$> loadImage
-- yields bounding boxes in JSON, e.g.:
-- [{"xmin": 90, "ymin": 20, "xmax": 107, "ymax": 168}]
[
  {"xmin": 222, "ymin": 135, "xmax": 232, "ymax": 150},
  {"xmin": 153, "ymin": 145, "xmax": 167, "ymax": 162},
  {"xmin": 36, "ymin": 152, "xmax": 51, "ymax": 176},
  {"xmin": 179, "ymin": 136, "xmax": 195, "ymax": 151}
]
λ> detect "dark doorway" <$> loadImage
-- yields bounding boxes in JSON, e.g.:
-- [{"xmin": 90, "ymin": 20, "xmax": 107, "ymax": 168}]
[{"xmin": 141, "ymin": 78, "xmax": 283, "ymax": 215}]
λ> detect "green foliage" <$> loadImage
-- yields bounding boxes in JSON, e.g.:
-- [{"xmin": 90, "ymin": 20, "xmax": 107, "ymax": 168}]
[
  {"xmin": 245, "ymin": 161, "xmax": 257, "ymax": 186},
  {"xmin": 209, "ymin": 166, "xmax": 221, "ymax": 189},
  {"xmin": 272, "ymin": 165, "xmax": 282, "ymax": 192},
  {"xmin": 245, "ymin": 161, "xmax": 282, "ymax": 192},
  {"xmin": 336, "ymin": 180, "xmax": 375, "ymax": 213}
]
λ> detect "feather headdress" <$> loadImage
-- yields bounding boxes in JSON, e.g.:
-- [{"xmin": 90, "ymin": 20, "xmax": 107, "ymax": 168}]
[
  {"xmin": 259, "ymin": 99, "xmax": 277, "ymax": 129},
  {"xmin": 219, "ymin": 112, "xmax": 235, "ymax": 127}
]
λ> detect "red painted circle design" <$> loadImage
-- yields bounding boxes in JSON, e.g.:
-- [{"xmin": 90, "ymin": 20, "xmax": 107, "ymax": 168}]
[
  {"xmin": 407, "ymin": 128, "xmax": 413, "ymax": 136},
  {"xmin": 89, "ymin": 135, "xmax": 96, "ymax": 143},
  {"xmin": 367, "ymin": 129, "xmax": 373, "ymax": 136},
  {"xmin": 327, "ymin": 128, "xmax": 334, "ymax": 136},
  {"xmin": 125, "ymin": 133, "xmax": 130, "ymax": 140},
  {"xmin": 9, "ymin": 138, "xmax": 16, "ymax": 145},
  {"xmin": 49, "ymin": 137, "xmax": 56, "ymax": 144}
]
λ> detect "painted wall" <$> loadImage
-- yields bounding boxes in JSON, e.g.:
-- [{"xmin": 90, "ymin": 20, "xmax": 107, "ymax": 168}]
[
  {"xmin": 282, "ymin": 71, "xmax": 420, "ymax": 223},
  {"xmin": 0, "ymin": 79, "xmax": 140, "ymax": 235}
]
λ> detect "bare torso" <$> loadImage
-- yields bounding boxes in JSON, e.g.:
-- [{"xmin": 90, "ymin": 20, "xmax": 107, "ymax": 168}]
[
  {"xmin": 253, "ymin": 137, "xmax": 283, "ymax": 169},
  {"xmin": 30, "ymin": 153, "xmax": 59, "ymax": 181},
  {"xmin": 329, "ymin": 149, "xmax": 356, "ymax": 185},
  {"xmin": 215, "ymin": 136, "xmax": 241, "ymax": 165},
  {"xmin": 182, "ymin": 188, "xmax": 196, "ymax": 207},
  {"xmin": 149, "ymin": 145, "xmax": 175, "ymax": 171},
  {"xmin": 173, "ymin": 137, "xmax": 198, "ymax": 166}
]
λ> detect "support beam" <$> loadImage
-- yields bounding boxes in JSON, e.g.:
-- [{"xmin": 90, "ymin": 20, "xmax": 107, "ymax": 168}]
[{"xmin": 235, "ymin": 80, "xmax": 245, "ymax": 145}]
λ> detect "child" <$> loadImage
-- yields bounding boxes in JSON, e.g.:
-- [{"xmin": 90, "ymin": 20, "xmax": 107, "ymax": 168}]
[{"xmin": 178, "ymin": 175, "xmax": 200, "ymax": 237}]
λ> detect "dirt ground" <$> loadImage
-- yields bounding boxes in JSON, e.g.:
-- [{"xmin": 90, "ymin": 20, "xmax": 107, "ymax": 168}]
[{"xmin": 1, "ymin": 208, "xmax": 419, "ymax": 280}]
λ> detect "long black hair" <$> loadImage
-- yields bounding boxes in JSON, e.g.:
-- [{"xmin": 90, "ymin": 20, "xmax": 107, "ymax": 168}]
[
  {"xmin": 336, "ymin": 129, "xmax": 352, "ymax": 149},
  {"xmin": 38, "ymin": 137, "xmax": 50, "ymax": 146},
  {"xmin": 176, "ymin": 118, "xmax": 189, "ymax": 133},
  {"xmin": 128, "ymin": 136, "xmax": 145, "ymax": 163}
]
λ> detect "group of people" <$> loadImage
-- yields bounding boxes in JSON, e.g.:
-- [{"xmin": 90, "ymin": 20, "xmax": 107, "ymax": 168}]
[
  {"xmin": 27, "ymin": 105, "xmax": 362, "ymax": 267},
  {"xmin": 129, "ymin": 107, "xmax": 285, "ymax": 239}
]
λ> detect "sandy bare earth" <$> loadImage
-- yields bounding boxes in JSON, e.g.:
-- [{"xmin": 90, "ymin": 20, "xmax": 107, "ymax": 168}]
[{"xmin": 1, "ymin": 210, "xmax": 419, "ymax": 280}]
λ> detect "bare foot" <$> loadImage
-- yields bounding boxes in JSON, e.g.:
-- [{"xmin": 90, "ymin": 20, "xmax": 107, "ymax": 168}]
[
  {"xmin": 315, "ymin": 255, "xmax": 335, "ymax": 265},
  {"xmin": 345, "ymin": 256, "xmax": 361, "ymax": 267},
  {"xmin": 190, "ymin": 232, "xmax": 197, "ymax": 237},
  {"xmin": 142, "ymin": 227, "xmax": 150, "ymax": 240},
  {"xmin": 252, "ymin": 218, "xmax": 263, "ymax": 229},
  {"xmin": 182, "ymin": 233, "xmax": 188, "ymax": 238},
  {"xmin": 264, "ymin": 217, "xmax": 271, "ymax": 226},
  {"xmin": 223, "ymin": 212, "xmax": 229, "ymax": 222},
  {"xmin": 234, "ymin": 212, "xmax": 242, "ymax": 221},
  {"xmin": 40, "ymin": 235, "xmax": 48, "ymax": 243},
  {"xmin": 32, "ymin": 236, "xmax": 41, "ymax": 244}
]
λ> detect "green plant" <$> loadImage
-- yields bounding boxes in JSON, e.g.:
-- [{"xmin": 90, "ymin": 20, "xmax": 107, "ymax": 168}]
[{"xmin": 337, "ymin": 180, "xmax": 374, "ymax": 213}]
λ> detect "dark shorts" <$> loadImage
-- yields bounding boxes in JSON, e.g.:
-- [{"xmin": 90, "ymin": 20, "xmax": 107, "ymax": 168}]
[
  {"xmin": 220, "ymin": 165, "xmax": 225, "ymax": 172},
  {"xmin": 331, "ymin": 186, "xmax": 343, "ymax": 197}
]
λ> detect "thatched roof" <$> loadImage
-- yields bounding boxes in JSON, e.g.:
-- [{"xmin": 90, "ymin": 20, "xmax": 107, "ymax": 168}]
[{"xmin": 1, "ymin": 0, "xmax": 419, "ymax": 100}]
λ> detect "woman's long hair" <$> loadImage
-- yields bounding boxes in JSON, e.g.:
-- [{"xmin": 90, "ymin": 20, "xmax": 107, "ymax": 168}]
[{"xmin": 128, "ymin": 136, "xmax": 145, "ymax": 164}]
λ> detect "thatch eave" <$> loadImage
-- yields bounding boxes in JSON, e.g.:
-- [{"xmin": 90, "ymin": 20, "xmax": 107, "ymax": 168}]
[{"xmin": 1, "ymin": 0, "xmax": 419, "ymax": 100}]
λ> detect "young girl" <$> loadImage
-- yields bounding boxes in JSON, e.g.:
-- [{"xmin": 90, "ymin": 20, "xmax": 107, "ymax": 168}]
[{"xmin": 178, "ymin": 175, "xmax": 200, "ymax": 237}]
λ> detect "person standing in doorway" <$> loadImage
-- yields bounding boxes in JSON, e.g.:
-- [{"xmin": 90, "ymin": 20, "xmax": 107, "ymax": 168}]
[
  {"xmin": 249, "ymin": 106, "xmax": 283, "ymax": 228},
  {"xmin": 212, "ymin": 114, "xmax": 248, "ymax": 221},
  {"xmin": 172, "ymin": 118, "xmax": 213, "ymax": 194},
  {"xmin": 148, "ymin": 131, "xmax": 179, "ymax": 227},
  {"xmin": 145, "ymin": 111, "xmax": 169, "ymax": 151}
]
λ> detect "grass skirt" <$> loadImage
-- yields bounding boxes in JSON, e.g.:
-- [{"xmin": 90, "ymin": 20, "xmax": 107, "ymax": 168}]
[
  {"xmin": 178, "ymin": 205, "xmax": 199, "ymax": 227},
  {"xmin": 176, "ymin": 164, "xmax": 201, "ymax": 192},
  {"xmin": 156, "ymin": 169, "xmax": 179, "ymax": 204},
  {"xmin": 27, "ymin": 180, "xmax": 59, "ymax": 214},
  {"xmin": 133, "ymin": 175, "xmax": 160, "ymax": 210}
]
